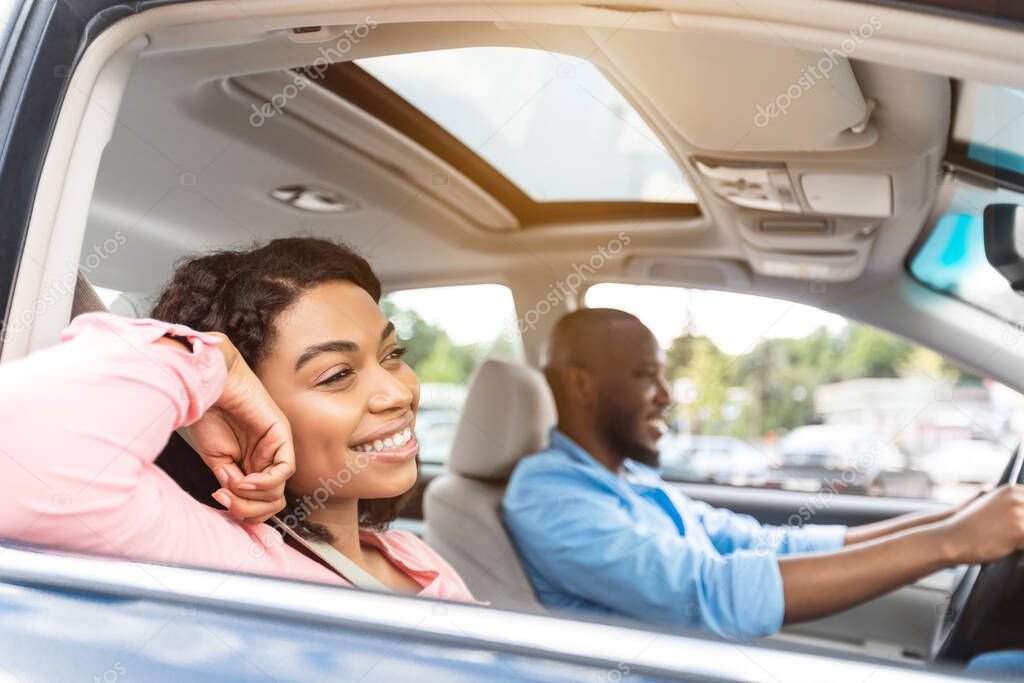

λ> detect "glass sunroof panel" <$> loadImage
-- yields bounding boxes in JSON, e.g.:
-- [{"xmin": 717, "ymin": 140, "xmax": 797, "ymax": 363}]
[{"xmin": 356, "ymin": 47, "xmax": 696, "ymax": 203}]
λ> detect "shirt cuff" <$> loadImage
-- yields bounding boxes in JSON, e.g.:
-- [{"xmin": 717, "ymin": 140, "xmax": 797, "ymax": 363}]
[
  {"xmin": 718, "ymin": 552, "xmax": 786, "ymax": 637},
  {"xmin": 62, "ymin": 312, "xmax": 227, "ymax": 425},
  {"xmin": 792, "ymin": 524, "xmax": 848, "ymax": 553}
]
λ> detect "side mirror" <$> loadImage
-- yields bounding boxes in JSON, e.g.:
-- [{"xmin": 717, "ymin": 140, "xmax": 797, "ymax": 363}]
[{"xmin": 984, "ymin": 203, "xmax": 1024, "ymax": 292}]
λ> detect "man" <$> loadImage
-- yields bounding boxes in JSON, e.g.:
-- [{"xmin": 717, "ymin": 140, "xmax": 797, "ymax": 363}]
[{"xmin": 503, "ymin": 308, "xmax": 1024, "ymax": 638}]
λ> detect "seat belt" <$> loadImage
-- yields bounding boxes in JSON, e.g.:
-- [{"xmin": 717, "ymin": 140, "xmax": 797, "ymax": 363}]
[{"xmin": 271, "ymin": 516, "xmax": 391, "ymax": 593}]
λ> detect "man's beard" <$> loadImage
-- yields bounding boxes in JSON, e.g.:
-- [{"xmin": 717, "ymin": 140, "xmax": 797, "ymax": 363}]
[{"xmin": 599, "ymin": 402, "xmax": 661, "ymax": 468}]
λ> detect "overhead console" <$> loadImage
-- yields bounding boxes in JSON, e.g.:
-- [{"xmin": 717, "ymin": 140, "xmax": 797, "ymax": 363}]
[
  {"xmin": 587, "ymin": 24, "xmax": 949, "ymax": 285},
  {"xmin": 693, "ymin": 158, "xmax": 892, "ymax": 218},
  {"xmin": 688, "ymin": 151, "xmax": 928, "ymax": 282},
  {"xmin": 691, "ymin": 156, "xmax": 898, "ymax": 282}
]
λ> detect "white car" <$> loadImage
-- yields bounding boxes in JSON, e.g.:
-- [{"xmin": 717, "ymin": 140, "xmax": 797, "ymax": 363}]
[
  {"xmin": 661, "ymin": 435, "xmax": 776, "ymax": 485},
  {"xmin": 775, "ymin": 425, "xmax": 905, "ymax": 491},
  {"xmin": 915, "ymin": 439, "xmax": 1014, "ymax": 486}
]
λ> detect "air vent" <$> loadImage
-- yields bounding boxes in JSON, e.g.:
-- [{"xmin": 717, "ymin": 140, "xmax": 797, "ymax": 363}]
[{"xmin": 760, "ymin": 219, "xmax": 831, "ymax": 235}]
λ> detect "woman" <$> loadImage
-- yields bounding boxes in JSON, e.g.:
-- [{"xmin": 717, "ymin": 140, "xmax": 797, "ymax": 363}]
[{"xmin": 0, "ymin": 237, "xmax": 474, "ymax": 600}]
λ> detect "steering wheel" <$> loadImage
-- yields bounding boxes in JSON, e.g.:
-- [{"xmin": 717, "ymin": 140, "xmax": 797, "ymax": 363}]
[{"xmin": 931, "ymin": 444, "xmax": 1024, "ymax": 662}]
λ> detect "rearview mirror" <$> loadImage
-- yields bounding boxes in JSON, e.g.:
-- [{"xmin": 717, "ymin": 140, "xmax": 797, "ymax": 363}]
[{"xmin": 984, "ymin": 203, "xmax": 1024, "ymax": 291}]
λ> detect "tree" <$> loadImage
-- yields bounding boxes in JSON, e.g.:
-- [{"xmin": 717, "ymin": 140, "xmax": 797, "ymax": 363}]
[
  {"xmin": 381, "ymin": 298, "xmax": 511, "ymax": 384},
  {"xmin": 836, "ymin": 325, "xmax": 914, "ymax": 378},
  {"xmin": 665, "ymin": 333, "xmax": 735, "ymax": 434}
]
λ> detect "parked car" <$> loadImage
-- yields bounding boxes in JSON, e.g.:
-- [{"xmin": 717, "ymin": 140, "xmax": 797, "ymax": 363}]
[
  {"xmin": 414, "ymin": 383, "xmax": 468, "ymax": 465},
  {"xmin": 915, "ymin": 438, "xmax": 1014, "ymax": 487},
  {"xmin": 661, "ymin": 434, "xmax": 776, "ymax": 486},
  {"xmin": 772, "ymin": 425, "xmax": 905, "ymax": 493}
]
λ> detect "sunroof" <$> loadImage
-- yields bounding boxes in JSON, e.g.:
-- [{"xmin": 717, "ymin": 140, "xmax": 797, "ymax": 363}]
[{"xmin": 356, "ymin": 47, "xmax": 696, "ymax": 204}]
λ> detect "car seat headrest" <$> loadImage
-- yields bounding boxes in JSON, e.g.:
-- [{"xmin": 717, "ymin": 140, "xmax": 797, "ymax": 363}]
[
  {"xmin": 72, "ymin": 270, "xmax": 108, "ymax": 317},
  {"xmin": 446, "ymin": 356, "xmax": 556, "ymax": 482}
]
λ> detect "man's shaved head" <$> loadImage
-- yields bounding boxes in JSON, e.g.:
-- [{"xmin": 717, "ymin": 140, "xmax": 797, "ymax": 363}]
[
  {"xmin": 543, "ymin": 308, "xmax": 671, "ymax": 469},
  {"xmin": 543, "ymin": 308, "xmax": 644, "ymax": 372}
]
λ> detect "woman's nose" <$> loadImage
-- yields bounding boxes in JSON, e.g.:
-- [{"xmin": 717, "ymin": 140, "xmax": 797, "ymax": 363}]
[{"xmin": 367, "ymin": 368, "xmax": 414, "ymax": 412}]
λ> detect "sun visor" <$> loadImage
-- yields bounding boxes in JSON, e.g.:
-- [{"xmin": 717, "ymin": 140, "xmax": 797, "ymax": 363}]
[{"xmin": 587, "ymin": 27, "xmax": 877, "ymax": 153}]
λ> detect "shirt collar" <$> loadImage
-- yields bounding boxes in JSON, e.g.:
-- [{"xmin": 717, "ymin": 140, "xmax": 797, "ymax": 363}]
[{"xmin": 548, "ymin": 427, "xmax": 665, "ymax": 490}]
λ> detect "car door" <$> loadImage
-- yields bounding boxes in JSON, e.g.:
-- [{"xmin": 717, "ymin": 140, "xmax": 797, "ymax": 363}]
[{"xmin": 0, "ymin": 542, "xmax": 974, "ymax": 682}]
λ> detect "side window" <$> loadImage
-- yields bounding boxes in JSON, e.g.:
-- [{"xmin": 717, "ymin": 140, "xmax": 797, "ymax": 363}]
[
  {"xmin": 382, "ymin": 284, "xmax": 523, "ymax": 464},
  {"xmin": 585, "ymin": 283, "xmax": 1023, "ymax": 502}
]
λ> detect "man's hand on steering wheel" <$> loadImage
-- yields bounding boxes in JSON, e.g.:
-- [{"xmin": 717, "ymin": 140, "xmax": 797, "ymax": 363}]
[{"xmin": 938, "ymin": 484, "xmax": 1024, "ymax": 565}]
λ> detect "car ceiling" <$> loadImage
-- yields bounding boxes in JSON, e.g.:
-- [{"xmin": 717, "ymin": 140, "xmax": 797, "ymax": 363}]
[{"xmin": 81, "ymin": 8, "xmax": 953, "ymax": 316}]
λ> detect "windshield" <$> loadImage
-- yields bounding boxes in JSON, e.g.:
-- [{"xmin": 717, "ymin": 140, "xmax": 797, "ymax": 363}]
[{"xmin": 909, "ymin": 182, "xmax": 1024, "ymax": 324}]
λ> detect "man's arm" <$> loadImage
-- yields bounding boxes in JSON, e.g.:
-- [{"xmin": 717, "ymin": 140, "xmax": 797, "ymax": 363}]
[
  {"xmin": 842, "ymin": 491, "xmax": 986, "ymax": 546},
  {"xmin": 504, "ymin": 461, "xmax": 789, "ymax": 638},
  {"xmin": 842, "ymin": 507, "xmax": 950, "ymax": 546},
  {"xmin": 686, "ymin": 496, "xmax": 846, "ymax": 556},
  {"xmin": 782, "ymin": 485, "xmax": 1024, "ymax": 623}
]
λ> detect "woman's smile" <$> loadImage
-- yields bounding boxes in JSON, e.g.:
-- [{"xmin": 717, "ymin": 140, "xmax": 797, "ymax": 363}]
[{"xmin": 352, "ymin": 431, "xmax": 419, "ymax": 463}]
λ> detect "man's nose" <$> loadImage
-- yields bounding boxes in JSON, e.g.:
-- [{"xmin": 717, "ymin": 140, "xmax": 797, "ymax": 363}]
[{"xmin": 655, "ymin": 375, "xmax": 672, "ymax": 406}]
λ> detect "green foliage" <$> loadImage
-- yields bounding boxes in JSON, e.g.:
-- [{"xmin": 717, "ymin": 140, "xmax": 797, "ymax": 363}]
[
  {"xmin": 381, "ymin": 293, "xmax": 980, "ymax": 441},
  {"xmin": 836, "ymin": 325, "xmax": 913, "ymax": 379},
  {"xmin": 381, "ymin": 297, "xmax": 515, "ymax": 384},
  {"xmin": 665, "ymin": 322, "xmax": 978, "ymax": 440}
]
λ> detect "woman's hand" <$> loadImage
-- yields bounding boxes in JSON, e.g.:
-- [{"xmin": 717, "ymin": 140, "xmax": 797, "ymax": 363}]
[{"xmin": 179, "ymin": 333, "xmax": 296, "ymax": 524}]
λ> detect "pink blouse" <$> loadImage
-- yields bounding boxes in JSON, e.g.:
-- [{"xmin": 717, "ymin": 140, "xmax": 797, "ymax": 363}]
[{"xmin": 0, "ymin": 312, "xmax": 475, "ymax": 602}]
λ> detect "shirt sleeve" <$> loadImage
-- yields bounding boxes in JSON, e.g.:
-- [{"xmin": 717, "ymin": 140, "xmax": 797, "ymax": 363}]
[
  {"xmin": 0, "ymin": 312, "xmax": 263, "ymax": 570},
  {"xmin": 503, "ymin": 459, "xmax": 787, "ymax": 638},
  {"xmin": 688, "ymin": 498, "xmax": 848, "ymax": 556}
]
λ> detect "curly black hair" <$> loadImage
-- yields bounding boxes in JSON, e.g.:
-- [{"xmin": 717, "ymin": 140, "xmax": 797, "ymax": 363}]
[{"xmin": 151, "ymin": 237, "xmax": 415, "ymax": 537}]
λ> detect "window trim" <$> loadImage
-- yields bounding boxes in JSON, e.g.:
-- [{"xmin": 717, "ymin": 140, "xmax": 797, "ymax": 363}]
[
  {"xmin": 300, "ymin": 61, "xmax": 701, "ymax": 228},
  {"xmin": 0, "ymin": 542, "xmax": 967, "ymax": 682}
]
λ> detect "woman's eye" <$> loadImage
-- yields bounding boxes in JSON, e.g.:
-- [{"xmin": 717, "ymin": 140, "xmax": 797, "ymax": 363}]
[
  {"xmin": 384, "ymin": 346, "xmax": 408, "ymax": 363},
  {"xmin": 318, "ymin": 368, "xmax": 352, "ymax": 386}
]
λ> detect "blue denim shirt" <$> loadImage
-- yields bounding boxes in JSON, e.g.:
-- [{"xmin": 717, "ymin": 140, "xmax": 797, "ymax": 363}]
[{"xmin": 503, "ymin": 428, "xmax": 847, "ymax": 638}]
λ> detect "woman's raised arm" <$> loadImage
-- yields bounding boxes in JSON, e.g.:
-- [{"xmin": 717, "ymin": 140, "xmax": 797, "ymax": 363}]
[{"xmin": 0, "ymin": 312, "xmax": 291, "ymax": 570}]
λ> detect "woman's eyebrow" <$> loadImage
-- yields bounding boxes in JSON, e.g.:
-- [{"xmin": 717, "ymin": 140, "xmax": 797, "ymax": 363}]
[
  {"xmin": 294, "ymin": 340, "xmax": 357, "ymax": 372},
  {"xmin": 293, "ymin": 322, "xmax": 396, "ymax": 373}
]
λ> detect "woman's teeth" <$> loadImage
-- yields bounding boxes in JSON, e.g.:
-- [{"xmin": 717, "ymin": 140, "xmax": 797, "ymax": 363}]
[{"xmin": 353, "ymin": 428, "xmax": 413, "ymax": 453}]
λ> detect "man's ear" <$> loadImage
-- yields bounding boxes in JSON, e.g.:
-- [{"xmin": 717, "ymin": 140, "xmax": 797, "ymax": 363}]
[{"xmin": 563, "ymin": 365, "xmax": 596, "ymax": 407}]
